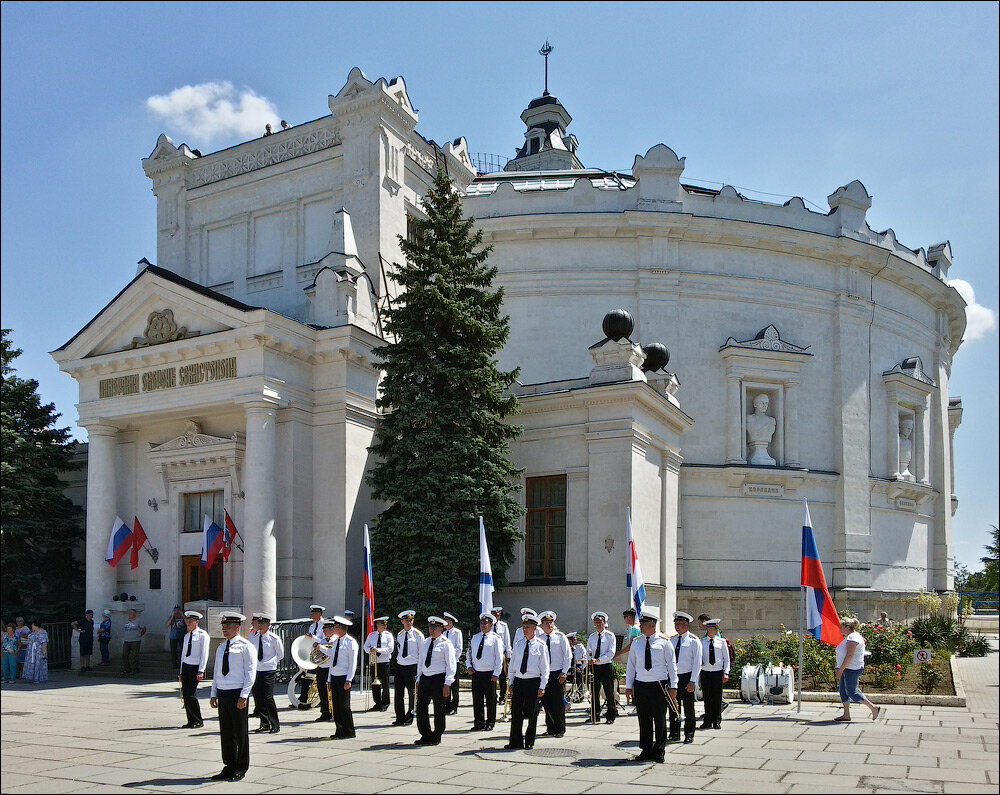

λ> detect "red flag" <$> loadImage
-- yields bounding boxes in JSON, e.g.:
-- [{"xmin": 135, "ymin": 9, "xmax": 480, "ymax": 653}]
[
  {"xmin": 223, "ymin": 510, "xmax": 242, "ymax": 562},
  {"xmin": 131, "ymin": 517, "xmax": 148, "ymax": 571}
]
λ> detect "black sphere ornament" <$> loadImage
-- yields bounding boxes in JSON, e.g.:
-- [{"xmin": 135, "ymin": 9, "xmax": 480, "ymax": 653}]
[
  {"xmin": 129, "ymin": 595, "xmax": 137, "ymax": 602},
  {"xmin": 120, "ymin": 592, "xmax": 128, "ymax": 602},
  {"xmin": 641, "ymin": 343, "xmax": 669, "ymax": 372},
  {"xmin": 602, "ymin": 309, "xmax": 634, "ymax": 341},
  {"xmin": 112, "ymin": 595, "xmax": 120, "ymax": 602}
]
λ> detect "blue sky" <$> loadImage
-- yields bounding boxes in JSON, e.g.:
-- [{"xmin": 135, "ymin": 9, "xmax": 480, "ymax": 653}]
[{"xmin": 2, "ymin": 2, "xmax": 997, "ymax": 571}]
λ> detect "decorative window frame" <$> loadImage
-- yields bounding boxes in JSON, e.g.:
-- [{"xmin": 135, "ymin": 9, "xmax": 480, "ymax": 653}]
[
  {"xmin": 882, "ymin": 358, "xmax": 934, "ymax": 486},
  {"xmin": 147, "ymin": 420, "xmax": 245, "ymax": 504},
  {"xmin": 718, "ymin": 325, "xmax": 812, "ymax": 469}
]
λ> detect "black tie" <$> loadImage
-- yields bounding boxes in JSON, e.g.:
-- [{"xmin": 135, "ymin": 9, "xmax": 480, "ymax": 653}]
[
  {"xmin": 520, "ymin": 640, "xmax": 530, "ymax": 674},
  {"xmin": 546, "ymin": 634, "xmax": 552, "ymax": 664},
  {"xmin": 257, "ymin": 634, "xmax": 263, "ymax": 661},
  {"xmin": 595, "ymin": 634, "xmax": 602, "ymax": 661},
  {"xmin": 674, "ymin": 636, "xmax": 682, "ymax": 662},
  {"xmin": 332, "ymin": 638, "xmax": 341, "ymax": 667},
  {"xmin": 644, "ymin": 637, "xmax": 652, "ymax": 671},
  {"xmin": 221, "ymin": 640, "xmax": 230, "ymax": 675},
  {"xmin": 376, "ymin": 633, "xmax": 381, "ymax": 651},
  {"xmin": 403, "ymin": 632, "xmax": 409, "ymax": 658},
  {"xmin": 709, "ymin": 639, "xmax": 716, "ymax": 666},
  {"xmin": 425, "ymin": 638, "xmax": 434, "ymax": 667},
  {"xmin": 185, "ymin": 632, "xmax": 192, "ymax": 659},
  {"xmin": 477, "ymin": 635, "xmax": 485, "ymax": 660}
]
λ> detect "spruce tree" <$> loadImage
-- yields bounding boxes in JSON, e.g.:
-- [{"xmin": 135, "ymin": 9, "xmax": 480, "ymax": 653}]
[
  {"xmin": 1, "ymin": 328, "xmax": 84, "ymax": 619},
  {"xmin": 367, "ymin": 169, "xmax": 522, "ymax": 628}
]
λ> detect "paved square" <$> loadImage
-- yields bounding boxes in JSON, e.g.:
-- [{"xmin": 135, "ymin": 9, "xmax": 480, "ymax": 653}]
[{"xmin": 2, "ymin": 649, "xmax": 997, "ymax": 794}]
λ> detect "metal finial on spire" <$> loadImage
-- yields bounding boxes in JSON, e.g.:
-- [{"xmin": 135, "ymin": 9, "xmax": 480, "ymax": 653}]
[{"xmin": 539, "ymin": 41, "xmax": 553, "ymax": 96}]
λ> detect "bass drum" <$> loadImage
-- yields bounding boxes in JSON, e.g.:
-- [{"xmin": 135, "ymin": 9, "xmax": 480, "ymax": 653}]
[
  {"xmin": 764, "ymin": 664, "xmax": 793, "ymax": 704},
  {"xmin": 287, "ymin": 670, "xmax": 320, "ymax": 709},
  {"xmin": 740, "ymin": 664, "xmax": 766, "ymax": 703}
]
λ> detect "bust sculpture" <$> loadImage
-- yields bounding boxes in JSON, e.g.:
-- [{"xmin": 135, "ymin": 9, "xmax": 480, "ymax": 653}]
[
  {"xmin": 746, "ymin": 393, "xmax": 777, "ymax": 466},
  {"xmin": 897, "ymin": 417, "xmax": 914, "ymax": 480}
]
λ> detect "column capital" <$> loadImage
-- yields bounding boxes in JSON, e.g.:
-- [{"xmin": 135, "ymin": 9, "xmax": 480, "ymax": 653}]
[{"xmin": 81, "ymin": 421, "xmax": 120, "ymax": 438}]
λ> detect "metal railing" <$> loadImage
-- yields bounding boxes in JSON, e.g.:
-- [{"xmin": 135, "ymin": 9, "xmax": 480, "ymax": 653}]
[
  {"xmin": 468, "ymin": 152, "xmax": 510, "ymax": 175},
  {"xmin": 269, "ymin": 619, "xmax": 312, "ymax": 682},
  {"xmin": 957, "ymin": 589, "xmax": 1000, "ymax": 616},
  {"xmin": 40, "ymin": 621, "xmax": 74, "ymax": 669}
]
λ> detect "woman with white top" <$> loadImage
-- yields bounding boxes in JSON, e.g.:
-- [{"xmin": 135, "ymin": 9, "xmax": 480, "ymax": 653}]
[{"xmin": 834, "ymin": 617, "xmax": 881, "ymax": 722}]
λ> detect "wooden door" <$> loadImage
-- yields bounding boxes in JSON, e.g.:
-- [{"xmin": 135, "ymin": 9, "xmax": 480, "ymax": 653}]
[{"xmin": 181, "ymin": 555, "xmax": 224, "ymax": 604}]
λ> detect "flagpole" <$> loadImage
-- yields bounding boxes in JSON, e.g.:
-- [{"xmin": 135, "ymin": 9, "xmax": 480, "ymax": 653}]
[{"xmin": 797, "ymin": 585, "xmax": 804, "ymax": 713}]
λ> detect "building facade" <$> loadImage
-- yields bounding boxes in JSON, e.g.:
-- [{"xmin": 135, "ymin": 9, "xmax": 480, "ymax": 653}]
[{"xmin": 53, "ymin": 68, "xmax": 967, "ymax": 647}]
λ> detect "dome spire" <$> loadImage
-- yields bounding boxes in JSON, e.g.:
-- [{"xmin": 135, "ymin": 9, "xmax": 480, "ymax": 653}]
[{"xmin": 539, "ymin": 40, "xmax": 553, "ymax": 97}]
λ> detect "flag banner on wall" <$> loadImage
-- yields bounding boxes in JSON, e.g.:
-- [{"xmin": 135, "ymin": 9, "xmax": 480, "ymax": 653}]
[
  {"xmin": 478, "ymin": 516, "xmax": 495, "ymax": 617},
  {"xmin": 626, "ymin": 508, "xmax": 646, "ymax": 618},
  {"xmin": 801, "ymin": 499, "xmax": 843, "ymax": 645},
  {"xmin": 223, "ymin": 510, "xmax": 243, "ymax": 561},
  {"xmin": 362, "ymin": 524, "xmax": 375, "ymax": 638},
  {"xmin": 202, "ymin": 515, "xmax": 225, "ymax": 568},
  {"xmin": 105, "ymin": 516, "xmax": 132, "ymax": 568},
  {"xmin": 130, "ymin": 517, "xmax": 148, "ymax": 571}
]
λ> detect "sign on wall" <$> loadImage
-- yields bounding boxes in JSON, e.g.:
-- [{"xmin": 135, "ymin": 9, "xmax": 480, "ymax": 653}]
[{"xmin": 99, "ymin": 357, "xmax": 237, "ymax": 399}]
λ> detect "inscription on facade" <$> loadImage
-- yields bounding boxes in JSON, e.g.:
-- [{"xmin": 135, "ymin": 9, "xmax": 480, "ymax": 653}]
[
  {"xmin": 743, "ymin": 483, "xmax": 784, "ymax": 498},
  {"xmin": 99, "ymin": 357, "xmax": 236, "ymax": 399}
]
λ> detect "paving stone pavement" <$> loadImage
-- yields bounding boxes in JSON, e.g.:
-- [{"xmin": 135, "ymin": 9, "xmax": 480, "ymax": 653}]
[{"xmin": 1, "ymin": 642, "xmax": 996, "ymax": 794}]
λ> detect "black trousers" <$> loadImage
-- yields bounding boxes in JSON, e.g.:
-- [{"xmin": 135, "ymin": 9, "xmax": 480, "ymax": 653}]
[
  {"xmin": 180, "ymin": 663, "xmax": 203, "ymax": 725},
  {"xmin": 252, "ymin": 670, "xmax": 279, "ymax": 728},
  {"xmin": 701, "ymin": 669, "xmax": 725, "ymax": 725},
  {"xmin": 315, "ymin": 667, "xmax": 331, "ymax": 717},
  {"xmin": 216, "ymin": 688, "xmax": 250, "ymax": 774},
  {"xmin": 394, "ymin": 664, "xmax": 417, "ymax": 721},
  {"xmin": 169, "ymin": 637, "xmax": 182, "ymax": 669},
  {"xmin": 633, "ymin": 680, "xmax": 668, "ymax": 754},
  {"xmin": 372, "ymin": 662, "xmax": 390, "ymax": 708},
  {"xmin": 498, "ymin": 660, "xmax": 508, "ymax": 704},
  {"xmin": 416, "ymin": 672, "xmax": 447, "ymax": 740},
  {"xmin": 448, "ymin": 674, "xmax": 460, "ymax": 712},
  {"xmin": 470, "ymin": 670, "xmax": 497, "ymax": 727},
  {"xmin": 541, "ymin": 672, "xmax": 565, "ymax": 735},
  {"xmin": 669, "ymin": 672, "xmax": 697, "ymax": 739},
  {"xmin": 590, "ymin": 663, "xmax": 615, "ymax": 722},
  {"xmin": 330, "ymin": 675, "xmax": 355, "ymax": 737},
  {"xmin": 508, "ymin": 677, "xmax": 541, "ymax": 748}
]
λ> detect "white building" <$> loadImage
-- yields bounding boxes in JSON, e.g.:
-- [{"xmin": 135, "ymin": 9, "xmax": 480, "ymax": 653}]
[{"xmin": 53, "ymin": 68, "xmax": 967, "ymax": 646}]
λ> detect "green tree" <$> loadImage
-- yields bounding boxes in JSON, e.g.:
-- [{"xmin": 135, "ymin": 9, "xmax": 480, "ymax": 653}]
[
  {"xmin": 1, "ymin": 328, "xmax": 84, "ymax": 619},
  {"xmin": 366, "ymin": 169, "xmax": 523, "ymax": 627},
  {"xmin": 979, "ymin": 524, "xmax": 999, "ymax": 592}
]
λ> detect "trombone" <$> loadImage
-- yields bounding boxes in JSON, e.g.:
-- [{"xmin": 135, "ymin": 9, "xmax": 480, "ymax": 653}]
[
  {"xmin": 501, "ymin": 656, "xmax": 511, "ymax": 721},
  {"xmin": 584, "ymin": 654, "xmax": 597, "ymax": 724}
]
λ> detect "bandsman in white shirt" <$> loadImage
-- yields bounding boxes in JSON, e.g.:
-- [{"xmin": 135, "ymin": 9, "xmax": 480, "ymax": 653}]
[
  {"xmin": 209, "ymin": 612, "xmax": 256, "ymax": 782},
  {"xmin": 505, "ymin": 610, "xmax": 549, "ymax": 750},
  {"xmin": 538, "ymin": 611, "xmax": 571, "ymax": 738},
  {"xmin": 322, "ymin": 615, "xmax": 359, "ymax": 740},
  {"xmin": 414, "ymin": 616, "xmax": 456, "ymax": 745},
  {"xmin": 669, "ymin": 611, "xmax": 702, "ymax": 744},
  {"xmin": 249, "ymin": 613, "xmax": 284, "ymax": 734},
  {"xmin": 179, "ymin": 610, "xmax": 210, "ymax": 729},
  {"xmin": 393, "ymin": 610, "xmax": 423, "ymax": 726},
  {"xmin": 299, "ymin": 604, "xmax": 326, "ymax": 711},
  {"xmin": 442, "ymin": 612, "xmax": 464, "ymax": 715},
  {"xmin": 363, "ymin": 616, "xmax": 394, "ymax": 712},
  {"xmin": 625, "ymin": 608, "xmax": 678, "ymax": 763},
  {"xmin": 569, "ymin": 634, "xmax": 587, "ymax": 692},
  {"xmin": 313, "ymin": 618, "xmax": 337, "ymax": 723},
  {"xmin": 490, "ymin": 606, "xmax": 513, "ymax": 704},
  {"xmin": 587, "ymin": 611, "xmax": 617, "ymax": 724},
  {"xmin": 468, "ymin": 612, "xmax": 504, "ymax": 731},
  {"xmin": 700, "ymin": 618, "xmax": 730, "ymax": 730}
]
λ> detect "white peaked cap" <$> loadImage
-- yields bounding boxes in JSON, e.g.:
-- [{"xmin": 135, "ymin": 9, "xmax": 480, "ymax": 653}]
[
  {"xmin": 332, "ymin": 615, "xmax": 352, "ymax": 627},
  {"xmin": 591, "ymin": 611, "xmax": 609, "ymax": 621},
  {"xmin": 639, "ymin": 608, "xmax": 659, "ymax": 622},
  {"xmin": 539, "ymin": 611, "xmax": 557, "ymax": 621},
  {"xmin": 309, "ymin": 604, "xmax": 326, "ymax": 612},
  {"xmin": 479, "ymin": 612, "xmax": 495, "ymax": 622},
  {"xmin": 673, "ymin": 611, "xmax": 694, "ymax": 622},
  {"xmin": 443, "ymin": 612, "xmax": 458, "ymax": 623},
  {"xmin": 398, "ymin": 610, "xmax": 416, "ymax": 618},
  {"xmin": 427, "ymin": 616, "xmax": 446, "ymax": 626},
  {"xmin": 220, "ymin": 611, "xmax": 246, "ymax": 623},
  {"xmin": 374, "ymin": 616, "xmax": 389, "ymax": 623},
  {"xmin": 521, "ymin": 610, "xmax": 540, "ymax": 624},
  {"xmin": 184, "ymin": 610, "xmax": 203, "ymax": 619}
]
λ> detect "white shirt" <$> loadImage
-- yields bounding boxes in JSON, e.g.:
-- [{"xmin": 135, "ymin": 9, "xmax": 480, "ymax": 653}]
[
  {"xmin": 671, "ymin": 631, "xmax": 703, "ymax": 684},
  {"xmin": 327, "ymin": 633, "xmax": 359, "ymax": 678},
  {"xmin": 363, "ymin": 630, "xmax": 395, "ymax": 663},
  {"xmin": 316, "ymin": 633, "xmax": 338, "ymax": 669},
  {"xmin": 249, "ymin": 629, "xmax": 284, "ymax": 673},
  {"xmin": 307, "ymin": 620, "xmax": 325, "ymax": 642},
  {"xmin": 210, "ymin": 635, "xmax": 256, "ymax": 698},
  {"xmin": 180, "ymin": 627, "xmax": 211, "ymax": 672},
  {"xmin": 468, "ymin": 631, "xmax": 504, "ymax": 676},
  {"xmin": 572, "ymin": 644, "xmax": 587, "ymax": 668},
  {"xmin": 587, "ymin": 629, "xmax": 617, "ymax": 665},
  {"xmin": 396, "ymin": 627, "xmax": 424, "ymax": 666},
  {"xmin": 836, "ymin": 631, "xmax": 866, "ymax": 670},
  {"xmin": 493, "ymin": 620, "xmax": 512, "ymax": 657},
  {"xmin": 417, "ymin": 634, "xmax": 457, "ymax": 685},
  {"xmin": 540, "ymin": 630, "xmax": 572, "ymax": 675},
  {"xmin": 626, "ymin": 633, "xmax": 679, "ymax": 689},
  {"xmin": 511, "ymin": 634, "xmax": 550, "ymax": 688},
  {"xmin": 443, "ymin": 626, "xmax": 464, "ymax": 665},
  {"xmin": 701, "ymin": 636, "xmax": 730, "ymax": 675}
]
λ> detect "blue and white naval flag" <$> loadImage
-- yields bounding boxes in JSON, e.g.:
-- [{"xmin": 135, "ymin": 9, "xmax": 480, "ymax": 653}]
[
  {"xmin": 478, "ymin": 516, "xmax": 495, "ymax": 617},
  {"xmin": 626, "ymin": 508, "xmax": 646, "ymax": 618}
]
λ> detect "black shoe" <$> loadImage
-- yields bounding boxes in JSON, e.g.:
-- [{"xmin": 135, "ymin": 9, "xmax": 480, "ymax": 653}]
[
  {"xmin": 712, "ymin": 722, "xmax": 721, "ymax": 729},
  {"xmin": 269, "ymin": 726, "xmax": 280, "ymax": 734},
  {"xmin": 503, "ymin": 743, "xmax": 523, "ymax": 750},
  {"xmin": 427, "ymin": 737, "xmax": 441, "ymax": 745},
  {"xmin": 471, "ymin": 725, "xmax": 485, "ymax": 731},
  {"xmin": 253, "ymin": 726, "xmax": 270, "ymax": 734},
  {"xmin": 297, "ymin": 704, "xmax": 311, "ymax": 710},
  {"xmin": 414, "ymin": 737, "xmax": 431, "ymax": 746},
  {"xmin": 226, "ymin": 771, "xmax": 246, "ymax": 782},
  {"xmin": 181, "ymin": 723, "xmax": 195, "ymax": 729},
  {"xmin": 524, "ymin": 743, "xmax": 534, "ymax": 750},
  {"xmin": 683, "ymin": 736, "xmax": 694, "ymax": 744},
  {"xmin": 366, "ymin": 705, "xmax": 381, "ymax": 712},
  {"xmin": 655, "ymin": 753, "xmax": 665, "ymax": 763},
  {"xmin": 209, "ymin": 770, "xmax": 232, "ymax": 781},
  {"xmin": 403, "ymin": 716, "xmax": 414, "ymax": 726},
  {"xmin": 380, "ymin": 705, "xmax": 390, "ymax": 712},
  {"xmin": 551, "ymin": 732, "xmax": 564, "ymax": 738},
  {"xmin": 667, "ymin": 735, "xmax": 681, "ymax": 744},
  {"xmin": 391, "ymin": 719, "xmax": 404, "ymax": 726},
  {"xmin": 193, "ymin": 722, "xmax": 204, "ymax": 729},
  {"xmin": 605, "ymin": 718, "xmax": 615, "ymax": 725},
  {"xmin": 631, "ymin": 752, "xmax": 653, "ymax": 762},
  {"xmin": 700, "ymin": 722, "xmax": 711, "ymax": 731},
  {"xmin": 314, "ymin": 714, "xmax": 332, "ymax": 722},
  {"xmin": 484, "ymin": 723, "xmax": 495, "ymax": 731}
]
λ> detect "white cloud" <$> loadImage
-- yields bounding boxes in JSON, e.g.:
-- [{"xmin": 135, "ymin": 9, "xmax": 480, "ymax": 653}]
[
  {"xmin": 949, "ymin": 278, "xmax": 997, "ymax": 343},
  {"xmin": 146, "ymin": 81, "xmax": 279, "ymax": 143}
]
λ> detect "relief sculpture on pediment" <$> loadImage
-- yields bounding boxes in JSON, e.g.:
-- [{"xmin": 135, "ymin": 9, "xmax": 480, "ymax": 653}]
[{"xmin": 129, "ymin": 309, "xmax": 200, "ymax": 349}]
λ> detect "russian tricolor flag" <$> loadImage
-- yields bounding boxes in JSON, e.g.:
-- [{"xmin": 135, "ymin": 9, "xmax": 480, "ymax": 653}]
[
  {"xmin": 202, "ymin": 515, "xmax": 225, "ymax": 568},
  {"xmin": 105, "ymin": 516, "xmax": 132, "ymax": 568},
  {"xmin": 626, "ymin": 508, "xmax": 646, "ymax": 618},
  {"xmin": 362, "ymin": 524, "xmax": 375, "ymax": 638},
  {"xmin": 801, "ymin": 499, "xmax": 843, "ymax": 645}
]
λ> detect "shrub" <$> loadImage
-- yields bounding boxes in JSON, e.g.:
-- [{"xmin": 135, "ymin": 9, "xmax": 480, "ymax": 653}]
[
  {"xmin": 860, "ymin": 622, "xmax": 915, "ymax": 667},
  {"xmin": 866, "ymin": 663, "xmax": 901, "ymax": 691},
  {"xmin": 916, "ymin": 662, "xmax": 943, "ymax": 694},
  {"xmin": 958, "ymin": 634, "xmax": 992, "ymax": 658},
  {"xmin": 915, "ymin": 590, "xmax": 942, "ymax": 617}
]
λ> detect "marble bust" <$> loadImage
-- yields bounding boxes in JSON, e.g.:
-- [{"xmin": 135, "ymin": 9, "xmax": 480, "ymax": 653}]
[
  {"xmin": 746, "ymin": 393, "xmax": 777, "ymax": 466},
  {"xmin": 898, "ymin": 416, "xmax": 914, "ymax": 480}
]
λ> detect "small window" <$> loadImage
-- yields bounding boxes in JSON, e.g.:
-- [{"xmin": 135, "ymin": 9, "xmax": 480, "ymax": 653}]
[
  {"xmin": 183, "ymin": 490, "xmax": 224, "ymax": 533},
  {"xmin": 528, "ymin": 137, "xmax": 541, "ymax": 155},
  {"xmin": 525, "ymin": 475, "xmax": 566, "ymax": 580}
]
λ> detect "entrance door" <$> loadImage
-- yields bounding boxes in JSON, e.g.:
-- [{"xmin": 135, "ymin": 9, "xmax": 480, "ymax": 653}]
[{"xmin": 182, "ymin": 555, "xmax": 224, "ymax": 604}]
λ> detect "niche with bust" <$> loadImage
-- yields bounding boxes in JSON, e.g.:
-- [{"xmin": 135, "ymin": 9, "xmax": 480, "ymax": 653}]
[{"xmin": 746, "ymin": 391, "xmax": 778, "ymax": 466}]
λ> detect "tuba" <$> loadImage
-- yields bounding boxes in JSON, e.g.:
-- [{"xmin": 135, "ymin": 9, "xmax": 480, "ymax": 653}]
[{"xmin": 291, "ymin": 634, "xmax": 328, "ymax": 669}]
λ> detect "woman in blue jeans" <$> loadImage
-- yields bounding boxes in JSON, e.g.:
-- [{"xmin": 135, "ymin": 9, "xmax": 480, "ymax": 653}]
[{"xmin": 834, "ymin": 617, "xmax": 881, "ymax": 722}]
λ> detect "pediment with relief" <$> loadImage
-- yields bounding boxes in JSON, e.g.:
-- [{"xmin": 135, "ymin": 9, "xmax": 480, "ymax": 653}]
[
  {"xmin": 147, "ymin": 421, "xmax": 245, "ymax": 502},
  {"xmin": 720, "ymin": 325, "xmax": 811, "ymax": 355}
]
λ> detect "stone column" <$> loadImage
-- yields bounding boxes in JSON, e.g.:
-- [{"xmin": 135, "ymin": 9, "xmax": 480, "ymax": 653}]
[
  {"xmin": 886, "ymin": 389, "xmax": 900, "ymax": 477},
  {"xmin": 784, "ymin": 380, "xmax": 801, "ymax": 468},
  {"xmin": 83, "ymin": 423, "xmax": 119, "ymax": 612},
  {"xmin": 916, "ymin": 399, "xmax": 931, "ymax": 486},
  {"xmin": 725, "ymin": 375, "xmax": 743, "ymax": 464},
  {"xmin": 242, "ymin": 401, "xmax": 278, "ymax": 620}
]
